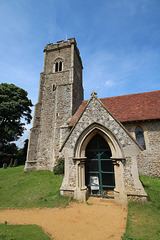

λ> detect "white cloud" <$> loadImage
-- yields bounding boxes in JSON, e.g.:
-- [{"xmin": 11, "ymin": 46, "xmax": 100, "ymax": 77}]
[{"xmin": 105, "ymin": 79, "xmax": 115, "ymax": 87}]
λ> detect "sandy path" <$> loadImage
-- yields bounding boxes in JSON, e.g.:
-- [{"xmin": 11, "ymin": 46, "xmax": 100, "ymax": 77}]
[{"xmin": 0, "ymin": 200, "xmax": 127, "ymax": 240}]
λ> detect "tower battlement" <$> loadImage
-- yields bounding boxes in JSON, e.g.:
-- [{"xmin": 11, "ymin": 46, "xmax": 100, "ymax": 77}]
[{"xmin": 44, "ymin": 38, "xmax": 77, "ymax": 51}]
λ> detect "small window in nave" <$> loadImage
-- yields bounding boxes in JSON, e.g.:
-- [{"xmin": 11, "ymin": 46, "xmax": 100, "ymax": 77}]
[{"xmin": 135, "ymin": 126, "xmax": 146, "ymax": 150}]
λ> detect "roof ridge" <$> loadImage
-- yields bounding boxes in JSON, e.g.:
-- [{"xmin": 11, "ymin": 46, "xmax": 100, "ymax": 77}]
[{"xmin": 99, "ymin": 90, "xmax": 160, "ymax": 101}]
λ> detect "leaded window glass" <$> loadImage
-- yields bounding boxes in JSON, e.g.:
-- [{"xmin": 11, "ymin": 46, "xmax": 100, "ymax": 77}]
[{"xmin": 135, "ymin": 126, "xmax": 146, "ymax": 150}]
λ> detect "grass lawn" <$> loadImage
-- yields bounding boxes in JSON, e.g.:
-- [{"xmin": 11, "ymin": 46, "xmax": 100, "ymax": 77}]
[
  {"xmin": 0, "ymin": 223, "xmax": 52, "ymax": 240},
  {"xmin": 1, "ymin": 166, "xmax": 160, "ymax": 240},
  {"xmin": 122, "ymin": 175, "xmax": 160, "ymax": 240},
  {"xmin": 0, "ymin": 165, "xmax": 70, "ymax": 209}
]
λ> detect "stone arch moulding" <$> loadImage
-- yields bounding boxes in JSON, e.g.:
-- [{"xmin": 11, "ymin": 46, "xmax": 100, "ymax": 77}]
[
  {"xmin": 74, "ymin": 122, "xmax": 124, "ymax": 159},
  {"xmin": 53, "ymin": 56, "xmax": 65, "ymax": 63},
  {"xmin": 73, "ymin": 123, "xmax": 127, "ymax": 204}
]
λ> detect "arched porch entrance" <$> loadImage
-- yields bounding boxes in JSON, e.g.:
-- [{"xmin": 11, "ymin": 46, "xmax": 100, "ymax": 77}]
[
  {"xmin": 85, "ymin": 133, "xmax": 115, "ymax": 198},
  {"xmin": 73, "ymin": 123, "xmax": 126, "ymax": 203}
]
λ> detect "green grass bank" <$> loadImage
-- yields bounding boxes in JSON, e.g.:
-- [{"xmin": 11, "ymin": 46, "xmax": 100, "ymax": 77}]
[
  {"xmin": 0, "ymin": 165, "xmax": 70, "ymax": 209},
  {"xmin": 122, "ymin": 175, "xmax": 160, "ymax": 240},
  {"xmin": 0, "ymin": 223, "xmax": 51, "ymax": 240},
  {"xmin": 0, "ymin": 166, "xmax": 160, "ymax": 240}
]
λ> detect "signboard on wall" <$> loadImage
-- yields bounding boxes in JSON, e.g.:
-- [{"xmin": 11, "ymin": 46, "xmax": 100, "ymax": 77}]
[{"xmin": 90, "ymin": 176, "xmax": 99, "ymax": 190}]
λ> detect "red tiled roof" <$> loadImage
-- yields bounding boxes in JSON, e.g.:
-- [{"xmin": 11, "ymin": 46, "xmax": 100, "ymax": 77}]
[{"xmin": 70, "ymin": 90, "xmax": 160, "ymax": 126}]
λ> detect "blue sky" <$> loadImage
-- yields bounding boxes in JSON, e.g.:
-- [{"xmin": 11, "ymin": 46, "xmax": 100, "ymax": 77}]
[{"xmin": 0, "ymin": 0, "xmax": 160, "ymax": 147}]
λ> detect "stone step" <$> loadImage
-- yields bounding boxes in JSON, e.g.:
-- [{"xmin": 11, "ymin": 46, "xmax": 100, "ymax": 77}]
[{"xmin": 87, "ymin": 197, "xmax": 115, "ymax": 206}]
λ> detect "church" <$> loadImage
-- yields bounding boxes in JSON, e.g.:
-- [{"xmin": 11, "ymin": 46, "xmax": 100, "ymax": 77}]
[{"xmin": 24, "ymin": 38, "xmax": 160, "ymax": 204}]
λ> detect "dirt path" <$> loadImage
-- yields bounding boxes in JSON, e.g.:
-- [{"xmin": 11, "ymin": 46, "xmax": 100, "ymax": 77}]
[{"xmin": 0, "ymin": 199, "xmax": 127, "ymax": 240}]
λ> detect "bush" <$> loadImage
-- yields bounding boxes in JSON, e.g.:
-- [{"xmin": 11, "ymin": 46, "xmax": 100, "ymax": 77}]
[{"xmin": 53, "ymin": 158, "xmax": 64, "ymax": 175}]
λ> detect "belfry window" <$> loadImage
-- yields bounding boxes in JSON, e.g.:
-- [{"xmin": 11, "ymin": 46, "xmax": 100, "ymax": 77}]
[
  {"xmin": 55, "ymin": 62, "xmax": 59, "ymax": 72},
  {"xmin": 59, "ymin": 61, "xmax": 62, "ymax": 71},
  {"xmin": 55, "ymin": 60, "xmax": 63, "ymax": 72},
  {"xmin": 135, "ymin": 126, "xmax": 146, "ymax": 150}
]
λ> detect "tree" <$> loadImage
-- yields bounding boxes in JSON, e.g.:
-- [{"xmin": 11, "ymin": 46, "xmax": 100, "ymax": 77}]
[{"xmin": 0, "ymin": 83, "xmax": 33, "ymax": 153}]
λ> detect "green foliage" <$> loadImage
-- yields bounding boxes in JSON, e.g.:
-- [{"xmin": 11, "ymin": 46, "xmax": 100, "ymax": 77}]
[
  {"xmin": 86, "ymin": 201, "xmax": 92, "ymax": 206},
  {"xmin": 0, "ymin": 143, "xmax": 18, "ymax": 168},
  {"xmin": 53, "ymin": 158, "xmax": 64, "ymax": 175},
  {"xmin": 122, "ymin": 175, "xmax": 160, "ymax": 240},
  {"xmin": 1, "ymin": 143, "xmax": 18, "ymax": 155},
  {"xmin": 121, "ymin": 233, "xmax": 140, "ymax": 240},
  {"xmin": 0, "ymin": 139, "xmax": 28, "ymax": 168},
  {"xmin": 0, "ymin": 83, "xmax": 33, "ymax": 151},
  {"xmin": 0, "ymin": 166, "xmax": 70, "ymax": 209},
  {"xmin": 0, "ymin": 223, "xmax": 51, "ymax": 240}
]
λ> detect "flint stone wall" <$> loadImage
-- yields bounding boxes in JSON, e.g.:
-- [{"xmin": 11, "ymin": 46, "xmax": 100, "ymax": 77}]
[
  {"xmin": 123, "ymin": 120, "xmax": 160, "ymax": 177},
  {"xmin": 61, "ymin": 95, "xmax": 144, "ymax": 197}
]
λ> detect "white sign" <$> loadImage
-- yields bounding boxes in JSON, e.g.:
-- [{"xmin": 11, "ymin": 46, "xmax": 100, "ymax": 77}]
[{"xmin": 90, "ymin": 176, "xmax": 99, "ymax": 191}]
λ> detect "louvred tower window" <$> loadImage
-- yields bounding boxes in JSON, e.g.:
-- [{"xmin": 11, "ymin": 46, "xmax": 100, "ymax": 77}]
[{"xmin": 54, "ymin": 59, "xmax": 63, "ymax": 72}]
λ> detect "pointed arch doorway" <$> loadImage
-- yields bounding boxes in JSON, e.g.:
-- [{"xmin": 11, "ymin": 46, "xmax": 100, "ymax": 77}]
[{"xmin": 85, "ymin": 133, "xmax": 115, "ymax": 198}]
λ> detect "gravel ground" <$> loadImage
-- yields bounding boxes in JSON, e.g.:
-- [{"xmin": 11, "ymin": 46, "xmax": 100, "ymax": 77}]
[{"xmin": 0, "ymin": 199, "xmax": 127, "ymax": 240}]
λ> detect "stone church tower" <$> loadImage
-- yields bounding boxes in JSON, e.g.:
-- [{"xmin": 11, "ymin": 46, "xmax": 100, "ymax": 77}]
[{"xmin": 24, "ymin": 38, "xmax": 83, "ymax": 171}]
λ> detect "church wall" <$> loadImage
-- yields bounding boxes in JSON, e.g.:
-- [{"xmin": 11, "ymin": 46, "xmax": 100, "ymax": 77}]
[
  {"xmin": 31, "ymin": 72, "xmax": 56, "ymax": 170},
  {"xmin": 54, "ymin": 83, "xmax": 73, "ymax": 159},
  {"xmin": 25, "ymin": 72, "xmax": 55, "ymax": 171},
  {"xmin": 72, "ymin": 48, "xmax": 84, "ymax": 115},
  {"xmin": 123, "ymin": 120, "xmax": 160, "ymax": 177}
]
